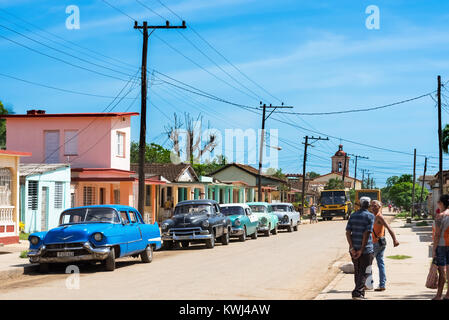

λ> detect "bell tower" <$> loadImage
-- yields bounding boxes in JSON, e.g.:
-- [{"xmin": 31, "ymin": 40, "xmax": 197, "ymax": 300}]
[{"xmin": 331, "ymin": 144, "xmax": 350, "ymax": 176}]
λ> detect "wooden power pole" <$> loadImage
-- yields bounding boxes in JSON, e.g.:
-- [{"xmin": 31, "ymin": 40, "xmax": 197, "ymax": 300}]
[
  {"xmin": 419, "ymin": 157, "xmax": 428, "ymax": 213},
  {"xmin": 438, "ymin": 75, "xmax": 443, "ymax": 197},
  {"xmin": 347, "ymin": 153, "xmax": 369, "ymax": 190},
  {"xmin": 134, "ymin": 20, "xmax": 186, "ymax": 217},
  {"xmin": 257, "ymin": 102, "xmax": 293, "ymax": 201},
  {"xmin": 301, "ymin": 136, "xmax": 329, "ymax": 216},
  {"xmin": 411, "ymin": 148, "xmax": 417, "ymax": 218}
]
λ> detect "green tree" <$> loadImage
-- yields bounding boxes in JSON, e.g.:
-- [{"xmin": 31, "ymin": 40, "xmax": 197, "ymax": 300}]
[
  {"xmin": 130, "ymin": 142, "xmax": 171, "ymax": 164},
  {"xmin": 306, "ymin": 171, "xmax": 320, "ymax": 179},
  {"xmin": 266, "ymin": 168, "xmax": 286, "ymax": 179},
  {"xmin": 192, "ymin": 155, "xmax": 228, "ymax": 176},
  {"xmin": 324, "ymin": 178, "xmax": 344, "ymax": 190},
  {"xmin": 0, "ymin": 101, "xmax": 10, "ymax": 149},
  {"xmin": 388, "ymin": 182, "xmax": 428, "ymax": 211}
]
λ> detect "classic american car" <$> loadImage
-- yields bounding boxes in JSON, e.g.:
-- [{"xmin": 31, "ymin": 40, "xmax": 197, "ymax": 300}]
[
  {"xmin": 247, "ymin": 202, "xmax": 279, "ymax": 236},
  {"xmin": 220, "ymin": 203, "xmax": 259, "ymax": 241},
  {"xmin": 161, "ymin": 199, "xmax": 232, "ymax": 249},
  {"xmin": 27, "ymin": 205, "xmax": 161, "ymax": 272},
  {"xmin": 268, "ymin": 203, "xmax": 300, "ymax": 232}
]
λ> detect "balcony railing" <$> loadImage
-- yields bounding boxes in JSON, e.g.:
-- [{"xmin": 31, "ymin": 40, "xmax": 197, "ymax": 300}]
[{"xmin": 0, "ymin": 206, "xmax": 14, "ymax": 224}]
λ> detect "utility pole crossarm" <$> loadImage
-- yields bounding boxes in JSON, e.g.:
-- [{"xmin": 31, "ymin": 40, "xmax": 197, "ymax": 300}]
[
  {"xmin": 347, "ymin": 154, "xmax": 369, "ymax": 190},
  {"xmin": 134, "ymin": 20, "xmax": 187, "ymax": 29}
]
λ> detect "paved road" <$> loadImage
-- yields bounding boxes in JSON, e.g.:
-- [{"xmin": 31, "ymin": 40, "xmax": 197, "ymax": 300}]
[{"xmin": 0, "ymin": 219, "xmax": 349, "ymax": 300}]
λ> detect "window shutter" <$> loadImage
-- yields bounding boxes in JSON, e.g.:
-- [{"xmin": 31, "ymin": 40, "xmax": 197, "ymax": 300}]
[
  {"xmin": 83, "ymin": 186, "xmax": 96, "ymax": 206},
  {"xmin": 28, "ymin": 181, "xmax": 38, "ymax": 210},
  {"xmin": 54, "ymin": 182, "xmax": 63, "ymax": 208},
  {"xmin": 64, "ymin": 130, "xmax": 78, "ymax": 155}
]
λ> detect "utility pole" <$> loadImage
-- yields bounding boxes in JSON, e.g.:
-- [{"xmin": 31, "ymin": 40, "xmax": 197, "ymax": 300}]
[
  {"xmin": 134, "ymin": 20, "xmax": 186, "ymax": 217},
  {"xmin": 257, "ymin": 102, "xmax": 293, "ymax": 202},
  {"xmin": 366, "ymin": 172, "xmax": 371, "ymax": 189},
  {"xmin": 419, "ymin": 157, "xmax": 428, "ymax": 213},
  {"xmin": 342, "ymin": 154, "xmax": 348, "ymax": 186},
  {"xmin": 347, "ymin": 154, "xmax": 369, "ymax": 190},
  {"xmin": 301, "ymin": 136, "xmax": 329, "ymax": 216},
  {"xmin": 411, "ymin": 148, "xmax": 417, "ymax": 218},
  {"xmin": 438, "ymin": 75, "xmax": 443, "ymax": 197}
]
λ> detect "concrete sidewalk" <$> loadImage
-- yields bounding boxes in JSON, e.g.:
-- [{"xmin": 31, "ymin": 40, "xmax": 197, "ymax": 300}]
[
  {"xmin": 315, "ymin": 216, "xmax": 437, "ymax": 300},
  {"xmin": 0, "ymin": 240, "xmax": 37, "ymax": 282}
]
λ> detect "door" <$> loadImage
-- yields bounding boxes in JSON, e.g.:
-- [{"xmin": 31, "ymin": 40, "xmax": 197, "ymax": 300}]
[
  {"xmin": 123, "ymin": 210, "xmax": 144, "ymax": 254},
  {"xmin": 45, "ymin": 131, "xmax": 60, "ymax": 163},
  {"xmin": 40, "ymin": 187, "xmax": 48, "ymax": 231}
]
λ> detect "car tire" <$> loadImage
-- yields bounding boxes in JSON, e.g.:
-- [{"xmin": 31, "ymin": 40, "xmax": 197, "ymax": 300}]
[
  {"xmin": 162, "ymin": 241, "xmax": 174, "ymax": 250},
  {"xmin": 265, "ymin": 224, "xmax": 271, "ymax": 237},
  {"xmin": 287, "ymin": 221, "xmax": 293, "ymax": 232},
  {"xmin": 141, "ymin": 245, "xmax": 153, "ymax": 263},
  {"xmin": 205, "ymin": 230, "xmax": 215, "ymax": 249},
  {"xmin": 221, "ymin": 229, "xmax": 230, "ymax": 245},
  {"xmin": 180, "ymin": 241, "xmax": 190, "ymax": 249},
  {"xmin": 293, "ymin": 223, "xmax": 298, "ymax": 231},
  {"xmin": 272, "ymin": 224, "xmax": 278, "ymax": 235},
  {"xmin": 39, "ymin": 263, "xmax": 49, "ymax": 273},
  {"xmin": 104, "ymin": 248, "xmax": 116, "ymax": 271},
  {"xmin": 238, "ymin": 226, "xmax": 247, "ymax": 242},
  {"xmin": 328, "ymin": 217, "xmax": 333, "ymax": 221},
  {"xmin": 251, "ymin": 228, "xmax": 258, "ymax": 239}
]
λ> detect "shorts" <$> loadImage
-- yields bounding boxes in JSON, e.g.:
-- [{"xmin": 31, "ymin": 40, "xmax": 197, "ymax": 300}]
[{"xmin": 435, "ymin": 246, "xmax": 449, "ymax": 266}]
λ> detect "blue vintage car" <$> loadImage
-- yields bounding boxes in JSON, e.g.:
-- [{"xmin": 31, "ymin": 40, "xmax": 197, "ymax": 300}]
[
  {"xmin": 220, "ymin": 203, "xmax": 259, "ymax": 241},
  {"xmin": 27, "ymin": 205, "xmax": 161, "ymax": 272}
]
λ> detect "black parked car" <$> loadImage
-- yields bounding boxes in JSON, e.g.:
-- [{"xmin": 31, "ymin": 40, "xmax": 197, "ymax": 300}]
[{"xmin": 161, "ymin": 200, "xmax": 232, "ymax": 249}]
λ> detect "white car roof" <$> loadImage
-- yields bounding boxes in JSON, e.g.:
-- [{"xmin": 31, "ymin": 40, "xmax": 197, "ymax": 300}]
[
  {"xmin": 219, "ymin": 203, "xmax": 250, "ymax": 209},
  {"xmin": 269, "ymin": 203, "xmax": 292, "ymax": 206}
]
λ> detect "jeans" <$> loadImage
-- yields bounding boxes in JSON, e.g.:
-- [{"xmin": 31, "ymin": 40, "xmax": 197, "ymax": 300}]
[
  {"xmin": 373, "ymin": 242, "xmax": 386, "ymax": 288},
  {"xmin": 351, "ymin": 253, "xmax": 374, "ymax": 298}
]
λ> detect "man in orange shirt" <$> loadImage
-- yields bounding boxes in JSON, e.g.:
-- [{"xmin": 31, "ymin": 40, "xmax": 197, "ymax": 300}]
[{"xmin": 370, "ymin": 200, "xmax": 400, "ymax": 291}]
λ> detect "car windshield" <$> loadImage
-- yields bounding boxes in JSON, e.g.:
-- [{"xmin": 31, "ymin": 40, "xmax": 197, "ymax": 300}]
[
  {"xmin": 249, "ymin": 205, "xmax": 267, "ymax": 213},
  {"xmin": 270, "ymin": 205, "xmax": 289, "ymax": 212},
  {"xmin": 320, "ymin": 191, "xmax": 346, "ymax": 205},
  {"xmin": 220, "ymin": 206, "xmax": 245, "ymax": 216},
  {"xmin": 174, "ymin": 204, "xmax": 213, "ymax": 215},
  {"xmin": 59, "ymin": 207, "xmax": 120, "ymax": 225},
  {"xmin": 357, "ymin": 192, "xmax": 379, "ymax": 201}
]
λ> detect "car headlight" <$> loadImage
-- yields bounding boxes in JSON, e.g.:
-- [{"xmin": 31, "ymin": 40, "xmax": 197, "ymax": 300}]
[
  {"xmin": 162, "ymin": 223, "xmax": 169, "ymax": 231},
  {"xmin": 283, "ymin": 215, "xmax": 289, "ymax": 221},
  {"xmin": 234, "ymin": 219, "xmax": 241, "ymax": 226},
  {"xmin": 93, "ymin": 233, "xmax": 103, "ymax": 242},
  {"xmin": 260, "ymin": 217, "xmax": 267, "ymax": 225},
  {"xmin": 29, "ymin": 236, "xmax": 39, "ymax": 245},
  {"xmin": 202, "ymin": 220, "xmax": 210, "ymax": 228}
]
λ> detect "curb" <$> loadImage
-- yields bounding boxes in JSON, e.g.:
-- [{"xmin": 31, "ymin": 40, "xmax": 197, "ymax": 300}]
[
  {"xmin": 0, "ymin": 263, "xmax": 39, "ymax": 283},
  {"xmin": 314, "ymin": 272, "xmax": 346, "ymax": 300}
]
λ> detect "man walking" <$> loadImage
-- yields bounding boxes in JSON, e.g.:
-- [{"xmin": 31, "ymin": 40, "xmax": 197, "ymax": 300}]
[{"xmin": 346, "ymin": 196, "xmax": 375, "ymax": 299}]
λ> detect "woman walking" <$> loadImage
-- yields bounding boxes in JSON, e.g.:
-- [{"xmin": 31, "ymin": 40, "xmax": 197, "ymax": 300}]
[
  {"xmin": 370, "ymin": 200, "xmax": 400, "ymax": 291},
  {"xmin": 432, "ymin": 194, "xmax": 449, "ymax": 300}
]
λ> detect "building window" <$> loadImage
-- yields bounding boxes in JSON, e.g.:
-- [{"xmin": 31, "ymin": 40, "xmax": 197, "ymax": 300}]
[
  {"xmin": 44, "ymin": 130, "xmax": 60, "ymax": 163},
  {"xmin": 0, "ymin": 168, "xmax": 12, "ymax": 206},
  {"xmin": 28, "ymin": 181, "xmax": 38, "ymax": 210},
  {"xmin": 99, "ymin": 188, "xmax": 106, "ymax": 205},
  {"xmin": 113, "ymin": 189, "xmax": 120, "ymax": 204},
  {"xmin": 145, "ymin": 185, "xmax": 152, "ymax": 206},
  {"xmin": 116, "ymin": 132, "xmax": 125, "ymax": 157},
  {"xmin": 64, "ymin": 130, "xmax": 78, "ymax": 156},
  {"xmin": 54, "ymin": 182, "xmax": 63, "ymax": 209},
  {"xmin": 83, "ymin": 186, "xmax": 96, "ymax": 206}
]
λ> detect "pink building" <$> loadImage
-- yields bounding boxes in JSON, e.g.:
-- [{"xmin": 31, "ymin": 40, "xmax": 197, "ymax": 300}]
[{"xmin": 2, "ymin": 110, "xmax": 165, "ymax": 221}]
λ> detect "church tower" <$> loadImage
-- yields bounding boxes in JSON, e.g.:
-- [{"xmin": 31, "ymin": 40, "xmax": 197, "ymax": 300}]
[{"xmin": 331, "ymin": 145, "xmax": 350, "ymax": 176}]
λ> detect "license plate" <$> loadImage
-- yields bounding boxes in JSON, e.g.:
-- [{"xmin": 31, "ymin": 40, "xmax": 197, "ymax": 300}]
[{"xmin": 57, "ymin": 251, "xmax": 74, "ymax": 257}]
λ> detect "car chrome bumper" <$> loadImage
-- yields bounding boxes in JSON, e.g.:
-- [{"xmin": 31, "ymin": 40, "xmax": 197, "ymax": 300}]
[
  {"xmin": 162, "ymin": 232, "xmax": 212, "ymax": 241},
  {"xmin": 28, "ymin": 242, "xmax": 110, "ymax": 264},
  {"xmin": 230, "ymin": 228, "xmax": 244, "ymax": 236},
  {"xmin": 278, "ymin": 221, "xmax": 291, "ymax": 227},
  {"xmin": 257, "ymin": 225, "xmax": 269, "ymax": 232}
]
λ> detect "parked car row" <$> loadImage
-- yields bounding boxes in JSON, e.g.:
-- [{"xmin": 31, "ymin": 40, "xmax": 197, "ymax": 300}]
[{"xmin": 27, "ymin": 200, "xmax": 301, "ymax": 273}]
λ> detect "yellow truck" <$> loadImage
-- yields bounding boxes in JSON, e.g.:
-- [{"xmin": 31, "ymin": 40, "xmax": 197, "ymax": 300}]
[
  {"xmin": 319, "ymin": 189, "xmax": 352, "ymax": 220},
  {"xmin": 354, "ymin": 189, "xmax": 382, "ymax": 212}
]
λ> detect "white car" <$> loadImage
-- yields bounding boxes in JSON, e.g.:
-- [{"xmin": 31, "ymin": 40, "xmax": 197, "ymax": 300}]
[{"xmin": 268, "ymin": 203, "xmax": 300, "ymax": 232}]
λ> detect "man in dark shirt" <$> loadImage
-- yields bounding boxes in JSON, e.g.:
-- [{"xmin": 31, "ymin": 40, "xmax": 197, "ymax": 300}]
[{"xmin": 346, "ymin": 196, "xmax": 375, "ymax": 299}]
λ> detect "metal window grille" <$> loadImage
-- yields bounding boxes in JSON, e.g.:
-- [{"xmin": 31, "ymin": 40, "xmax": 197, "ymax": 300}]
[
  {"xmin": 28, "ymin": 181, "xmax": 38, "ymax": 210},
  {"xmin": 113, "ymin": 189, "xmax": 120, "ymax": 205},
  {"xmin": 0, "ymin": 168, "xmax": 12, "ymax": 206},
  {"xmin": 54, "ymin": 182, "xmax": 63, "ymax": 209},
  {"xmin": 83, "ymin": 186, "xmax": 96, "ymax": 206}
]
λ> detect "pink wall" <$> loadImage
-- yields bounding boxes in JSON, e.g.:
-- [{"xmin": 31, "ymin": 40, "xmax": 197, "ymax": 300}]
[{"xmin": 6, "ymin": 116, "xmax": 131, "ymax": 170}]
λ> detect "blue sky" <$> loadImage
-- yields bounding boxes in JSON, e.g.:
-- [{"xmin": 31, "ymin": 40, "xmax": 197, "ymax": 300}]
[{"xmin": 1, "ymin": 0, "xmax": 449, "ymax": 187}]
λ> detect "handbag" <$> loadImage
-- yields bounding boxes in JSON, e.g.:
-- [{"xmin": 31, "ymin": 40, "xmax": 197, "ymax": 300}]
[
  {"xmin": 426, "ymin": 260, "xmax": 439, "ymax": 289},
  {"xmin": 373, "ymin": 229, "xmax": 387, "ymax": 248}
]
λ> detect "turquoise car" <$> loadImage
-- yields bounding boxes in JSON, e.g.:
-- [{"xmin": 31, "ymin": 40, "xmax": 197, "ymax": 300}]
[
  {"xmin": 220, "ymin": 203, "xmax": 259, "ymax": 241},
  {"xmin": 247, "ymin": 202, "xmax": 279, "ymax": 236}
]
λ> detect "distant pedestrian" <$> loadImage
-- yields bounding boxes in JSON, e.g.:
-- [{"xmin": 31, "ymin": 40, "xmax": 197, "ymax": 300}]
[
  {"xmin": 346, "ymin": 196, "xmax": 375, "ymax": 300},
  {"xmin": 370, "ymin": 200, "xmax": 400, "ymax": 292},
  {"xmin": 388, "ymin": 204, "xmax": 392, "ymax": 212},
  {"xmin": 431, "ymin": 194, "xmax": 449, "ymax": 300},
  {"xmin": 310, "ymin": 205, "xmax": 317, "ymax": 224}
]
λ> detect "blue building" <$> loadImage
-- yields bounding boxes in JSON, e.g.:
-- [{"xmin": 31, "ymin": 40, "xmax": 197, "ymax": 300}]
[{"xmin": 19, "ymin": 164, "xmax": 71, "ymax": 233}]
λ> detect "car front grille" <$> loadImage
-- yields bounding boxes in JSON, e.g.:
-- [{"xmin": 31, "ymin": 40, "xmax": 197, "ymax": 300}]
[
  {"xmin": 169, "ymin": 227, "xmax": 204, "ymax": 236},
  {"xmin": 42, "ymin": 249, "xmax": 90, "ymax": 258},
  {"xmin": 46, "ymin": 242, "xmax": 85, "ymax": 250}
]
